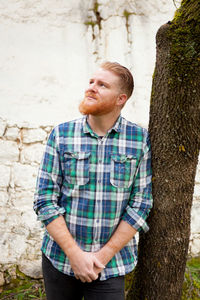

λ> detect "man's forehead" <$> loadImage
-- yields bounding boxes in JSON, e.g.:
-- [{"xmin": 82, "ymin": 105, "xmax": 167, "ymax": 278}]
[{"xmin": 91, "ymin": 68, "xmax": 120, "ymax": 83}]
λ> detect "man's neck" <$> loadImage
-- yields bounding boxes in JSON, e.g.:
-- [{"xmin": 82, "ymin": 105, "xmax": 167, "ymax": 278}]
[{"xmin": 87, "ymin": 112, "xmax": 120, "ymax": 136}]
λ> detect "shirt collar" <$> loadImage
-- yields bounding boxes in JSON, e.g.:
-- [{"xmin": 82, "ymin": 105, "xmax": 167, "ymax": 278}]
[
  {"xmin": 111, "ymin": 115, "xmax": 122, "ymax": 133},
  {"xmin": 82, "ymin": 115, "xmax": 122, "ymax": 135},
  {"xmin": 82, "ymin": 116, "xmax": 92, "ymax": 134}
]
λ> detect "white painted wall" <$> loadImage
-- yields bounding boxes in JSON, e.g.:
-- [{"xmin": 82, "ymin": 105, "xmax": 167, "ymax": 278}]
[{"xmin": 0, "ymin": 0, "xmax": 199, "ymax": 282}]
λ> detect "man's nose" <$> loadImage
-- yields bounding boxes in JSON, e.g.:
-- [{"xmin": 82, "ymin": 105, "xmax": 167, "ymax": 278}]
[{"xmin": 87, "ymin": 82, "xmax": 97, "ymax": 93}]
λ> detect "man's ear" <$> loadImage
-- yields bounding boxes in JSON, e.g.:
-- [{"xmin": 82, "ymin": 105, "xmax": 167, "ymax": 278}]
[{"xmin": 117, "ymin": 94, "xmax": 127, "ymax": 107}]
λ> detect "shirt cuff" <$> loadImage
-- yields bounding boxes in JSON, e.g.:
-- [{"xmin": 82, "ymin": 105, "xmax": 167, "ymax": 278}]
[
  {"xmin": 37, "ymin": 207, "xmax": 65, "ymax": 226},
  {"xmin": 122, "ymin": 207, "xmax": 149, "ymax": 233}
]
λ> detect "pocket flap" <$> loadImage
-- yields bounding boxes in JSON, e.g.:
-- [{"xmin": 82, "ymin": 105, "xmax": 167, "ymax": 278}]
[
  {"xmin": 111, "ymin": 153, "xmax": 135, "ymax": 163},
  {"xmin": 64, "ymin": 151, "xmax": 91, "ymax": 160}
]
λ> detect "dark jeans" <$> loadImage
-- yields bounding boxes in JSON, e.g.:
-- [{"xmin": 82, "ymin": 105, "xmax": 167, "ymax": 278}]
[{"xmin": 42, "ymin": 253, "xmax": 125, "ymax": 300}]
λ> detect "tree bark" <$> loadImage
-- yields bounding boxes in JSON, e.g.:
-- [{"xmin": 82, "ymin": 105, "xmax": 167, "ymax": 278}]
[{"xmin": 127, "ymin": 0, "xmax": 200, "ymax": 299}]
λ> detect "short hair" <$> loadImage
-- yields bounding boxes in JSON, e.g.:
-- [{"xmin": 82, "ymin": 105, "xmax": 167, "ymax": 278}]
[{"xmin": 100, "ymin": 61, "xmax": 134, "ymax": 99}]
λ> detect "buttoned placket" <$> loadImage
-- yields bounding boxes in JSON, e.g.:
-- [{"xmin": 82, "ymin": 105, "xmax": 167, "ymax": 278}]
[{"xmin": 92, "ymin": 136, "xmax": 105, "ymax": 250}]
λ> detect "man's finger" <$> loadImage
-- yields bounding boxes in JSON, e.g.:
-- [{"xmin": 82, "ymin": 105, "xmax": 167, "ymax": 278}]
[
  {"xmin": 80, "ymin": 275, "xmax": 94, "ymax": 283},
  {"xmin": 89, "ymin": 271, "xmax": 98, "ymax": 281},
  {"xmin": 79, "ymin": 275, "xmax": 86, "ymax": 283}
]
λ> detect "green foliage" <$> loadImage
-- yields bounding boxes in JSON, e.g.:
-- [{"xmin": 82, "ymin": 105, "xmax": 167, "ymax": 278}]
[
  {"xmin": 0, "ymin": 278, "xmax": 45, "ymax": 300},
  {"xmin": 182, "ymin": 257, "xmax": 200, "ymax": 300}
]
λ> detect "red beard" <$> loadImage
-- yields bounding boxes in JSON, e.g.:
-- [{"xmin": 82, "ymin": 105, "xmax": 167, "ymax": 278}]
[{"xmin": 79, "ymin": 94, "xmax": 116, "ymax": 116}]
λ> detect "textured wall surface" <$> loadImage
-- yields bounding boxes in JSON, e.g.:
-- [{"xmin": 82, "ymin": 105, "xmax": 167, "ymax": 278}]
[
  {"xmin": 0, "ymin": 0, "xmax": 199, "ymax": 284},
  {"xmin": 0, "ymin": 0, "xmax": 177, "ymax": 127}
]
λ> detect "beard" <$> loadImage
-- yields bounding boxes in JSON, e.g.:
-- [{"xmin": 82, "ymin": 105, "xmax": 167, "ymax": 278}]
[{"xmin": 79, "ymin": 94, "xmax": 116, "ymax": 116}]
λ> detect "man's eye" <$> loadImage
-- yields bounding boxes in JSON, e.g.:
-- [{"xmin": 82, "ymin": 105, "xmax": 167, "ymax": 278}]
[{"xmin": 100, "ymin": 83, "xmax": 105, "ymax": 87}]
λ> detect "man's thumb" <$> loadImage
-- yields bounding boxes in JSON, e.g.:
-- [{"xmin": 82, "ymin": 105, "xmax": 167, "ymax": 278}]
[{"xmin": 94, "ymin": 257, "xmax": 105, "ymax": 269}]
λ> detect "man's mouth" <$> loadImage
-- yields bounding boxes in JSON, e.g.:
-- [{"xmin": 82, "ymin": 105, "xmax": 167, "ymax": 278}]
[{"xmin": 85, "ymin": 94, "xmax": 97, "ymax": 101}]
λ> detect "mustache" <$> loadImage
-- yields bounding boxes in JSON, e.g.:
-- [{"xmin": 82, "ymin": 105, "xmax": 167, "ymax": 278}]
[{"xmin": 85, "ymin": 92, "xmax": 98, "ymax": 100}]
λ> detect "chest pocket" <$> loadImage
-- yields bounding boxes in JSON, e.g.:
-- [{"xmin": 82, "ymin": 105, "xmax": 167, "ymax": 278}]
[
  {"xmin": 63, "ymin": 151, "xmax": 90, "ymax": 185},
  {"xmin": 110, "ymin": 154, "xmax": 137, "ymax": 188}
]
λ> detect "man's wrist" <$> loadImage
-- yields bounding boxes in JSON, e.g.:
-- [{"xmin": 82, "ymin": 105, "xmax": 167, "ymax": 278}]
[
  {"xmin": 95, "ymin": 244, "xmax": 115, "ymax": 265},
  {"xmin": 64, "ymin": 243, "xmax": 82, "ymax": 259}
]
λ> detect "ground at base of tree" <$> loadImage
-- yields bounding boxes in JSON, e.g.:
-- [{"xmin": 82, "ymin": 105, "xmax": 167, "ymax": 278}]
[{"xmin": 0, "ymin": 257, "xmax": 199, "ymax": 300}]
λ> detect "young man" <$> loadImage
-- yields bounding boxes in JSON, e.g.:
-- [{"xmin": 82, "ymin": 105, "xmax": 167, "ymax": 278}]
[{"xmin": 34, "ymin": 62, "xmax": 153, "ymax": 300}]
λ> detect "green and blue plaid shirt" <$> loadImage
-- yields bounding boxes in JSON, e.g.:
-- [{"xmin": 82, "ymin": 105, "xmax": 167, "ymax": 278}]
[{"xmin": 34, "ymin": 115, "xmax": 153, "ymax": 280}]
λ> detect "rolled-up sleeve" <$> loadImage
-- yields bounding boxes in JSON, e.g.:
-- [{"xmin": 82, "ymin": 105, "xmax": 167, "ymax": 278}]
[
  {"xmin": 33, "ymin": 127, "xmax": 65, "ymax": 226},
  {"xmin": 122, "ymin": 131, "xmax": 153, "ymax": 233}
]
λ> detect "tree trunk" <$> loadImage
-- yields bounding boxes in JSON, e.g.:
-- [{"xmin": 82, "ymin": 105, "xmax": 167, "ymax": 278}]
[{"xmin": 127, "ymin": 0, "xmax": 200, "ymax": 299}]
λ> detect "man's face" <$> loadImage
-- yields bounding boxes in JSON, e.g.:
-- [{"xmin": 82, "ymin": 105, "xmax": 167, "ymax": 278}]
[{"xmin": 79, "ymin": 68, "xmax": 122, "ymax": 116}]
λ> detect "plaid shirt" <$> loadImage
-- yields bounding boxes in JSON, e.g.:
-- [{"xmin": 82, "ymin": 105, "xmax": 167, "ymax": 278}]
[{"xmin": 34, "ymin": 115, "xmax": 153, "ymax": 280}]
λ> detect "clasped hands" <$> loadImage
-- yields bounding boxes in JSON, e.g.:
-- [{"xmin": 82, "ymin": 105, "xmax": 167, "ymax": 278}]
[{"xmin": 68, "ymin": 247, "xmax": 105, "ymax": 283}]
